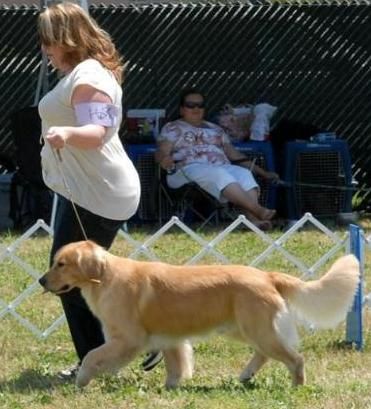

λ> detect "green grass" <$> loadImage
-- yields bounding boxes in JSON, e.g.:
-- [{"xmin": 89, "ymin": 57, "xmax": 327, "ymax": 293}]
[{"xmin": 1, "ymin": 219, "xmax": 371, "ymax": 409}]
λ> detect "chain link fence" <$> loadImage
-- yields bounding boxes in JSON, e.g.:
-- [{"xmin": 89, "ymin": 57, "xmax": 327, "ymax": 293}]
[
  {"xmin": 0, "ymin": 2, "xmax": 371, "ymax": 205},
  {"xmin": 0, "ymin": 213, "xmax": 368, "ymax": 343}
]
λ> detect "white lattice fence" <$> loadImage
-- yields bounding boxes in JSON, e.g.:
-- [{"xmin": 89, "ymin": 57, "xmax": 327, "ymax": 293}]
[{"xmin": 0, "ymin": 213, "xmax": 369, "ymax": 341}]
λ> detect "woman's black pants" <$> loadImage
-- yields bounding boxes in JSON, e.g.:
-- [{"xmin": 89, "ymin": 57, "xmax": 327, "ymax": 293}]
[{"xmin": 50, "ymin": 195, "xmax": 125, "ymax": 363}]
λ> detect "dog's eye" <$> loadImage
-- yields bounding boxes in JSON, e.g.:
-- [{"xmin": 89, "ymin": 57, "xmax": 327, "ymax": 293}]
[{"xmin": 57, "ymin": 261, "xmax": 65, "ymax": 268}]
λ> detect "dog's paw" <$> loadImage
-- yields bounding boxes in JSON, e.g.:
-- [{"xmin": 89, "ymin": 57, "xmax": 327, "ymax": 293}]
[
  {"xmin": 240, "ymin": 376, "xmax": 254, "ymax": 385},
  {"xmin": 165, "ymin": 377, "xmax": 181, "ymax": 390},
  {"xmin": 239, "ymin": 372, "xmax": 254, "ymax": 384},
  {"xmin": 76, "ymin": 368, "xmax": 91, "ymax": 388}
]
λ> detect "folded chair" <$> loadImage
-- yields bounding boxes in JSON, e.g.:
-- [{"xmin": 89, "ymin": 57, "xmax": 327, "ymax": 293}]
[{"xmin": 158, "ymin": 168, "xmax": 235, "ymax": 228}]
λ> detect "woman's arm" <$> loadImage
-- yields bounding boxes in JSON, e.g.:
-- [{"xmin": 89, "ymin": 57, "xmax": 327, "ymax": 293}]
[
  {"xmin": 224, "ymin": 142, "xmax": 279, "ymax": 180},
  {"xmin": 224, "ymin": 142, "xmax": 254, "ymax": 167},
  {"xmin": 155, "ymin": 140, "xmax": 175, "ymax": 170},
  {"xmin": 45, "ymin": 84, "xmax": 111, "ymax": 150}
]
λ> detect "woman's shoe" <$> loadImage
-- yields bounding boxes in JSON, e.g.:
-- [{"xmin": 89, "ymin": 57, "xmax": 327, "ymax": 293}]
[
  {"xmin": 57, "ymin": 364, "xmax": 80, "ymax": 380},
  {"xmin": 141, "ymin": 351, "xmax": 163, "ymax": 371}
]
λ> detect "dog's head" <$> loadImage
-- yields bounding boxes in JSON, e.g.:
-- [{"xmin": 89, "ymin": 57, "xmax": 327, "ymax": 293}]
[{"xmin": 39, "ymin": 240, "xmax": 107, "ymax": 295}]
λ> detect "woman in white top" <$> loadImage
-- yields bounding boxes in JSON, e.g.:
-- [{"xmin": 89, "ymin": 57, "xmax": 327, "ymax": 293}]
[
  {"xmin": 38, "ymin": 2, "xmax": 160, "ymax": 378},
  {"xmin": 157, "ymin": 88, "xmax": 279, "ymax": 229}
]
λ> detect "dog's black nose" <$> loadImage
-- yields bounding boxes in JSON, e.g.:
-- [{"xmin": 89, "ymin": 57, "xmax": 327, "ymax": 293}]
[{"xmin": 39, "ymin": 276, "xmax": 47, "ymax": 287}]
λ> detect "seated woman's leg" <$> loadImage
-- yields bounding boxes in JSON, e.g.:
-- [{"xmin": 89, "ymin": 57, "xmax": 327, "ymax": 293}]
[
  {"xmin": 222, "ymin": 165, "xmax": 276, "ymax": 221},
  {"xmin": 180, "ymin": 164, "xmax": 275, "ymax": 222},
  {"xmin": 221, "ymin": 183, "xmax": 275, "ymax": 221}
]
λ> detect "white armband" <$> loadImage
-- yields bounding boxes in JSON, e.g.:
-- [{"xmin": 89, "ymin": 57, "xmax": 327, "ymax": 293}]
[{"xmin": 74, "ymin": 102, "xmax": 119, "ymax": 127}]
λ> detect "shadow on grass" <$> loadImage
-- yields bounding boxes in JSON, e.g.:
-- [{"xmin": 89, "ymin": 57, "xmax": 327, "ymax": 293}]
[
  {"xmin": 180, "ymin": 379, "xmax": 259, "ymax": 394},
  {"xmin": 0, "ymin": 368, "xmax": 70, "ymax": 394}
]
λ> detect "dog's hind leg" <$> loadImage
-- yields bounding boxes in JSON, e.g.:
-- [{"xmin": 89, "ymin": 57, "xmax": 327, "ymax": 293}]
[
  {"xmin": 163, "ymin": 341, "xmax": 194, "ymax": 389},
  {"xmin": 76, "ymin": 340, "xmax": 141, "ymax": 387},
  {"xmin": 240, "ymin": 332, "xmax": 304, "ymax": 386},
  {"xmin": 237, "ymin": 303, "xmax": 304, "ymax": 386},
  {"xmin": 269, "ymin": 307, "xmax": 305, "ymax": 386},
  {"xmin": 256, "ymin": 339, "xmax": 304, "ymax": 386},
  {"xmin": 239, "ymin": 351, "xmax": 268, "ymax": 383}
]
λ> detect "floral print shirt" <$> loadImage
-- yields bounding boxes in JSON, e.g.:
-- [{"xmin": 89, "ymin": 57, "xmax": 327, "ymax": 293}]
[{"xmin": 158, "ymin": 119, "xmax": 231, "ymax": 166}]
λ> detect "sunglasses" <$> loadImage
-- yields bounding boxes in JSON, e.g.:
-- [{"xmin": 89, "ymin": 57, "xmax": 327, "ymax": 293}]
[{"xmin": 183, "ymin": 101, "xmax": 205, "ymax": 109}]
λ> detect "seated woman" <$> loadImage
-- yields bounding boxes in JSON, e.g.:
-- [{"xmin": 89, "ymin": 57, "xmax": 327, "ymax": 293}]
[{"xmin": 156, "ymin": 88, "xmax": 279, "ymax": 229}]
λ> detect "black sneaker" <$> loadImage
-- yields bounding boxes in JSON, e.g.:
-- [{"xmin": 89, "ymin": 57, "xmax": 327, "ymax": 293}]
[
  {"xmin": 57, "ymin": 364, "xmax": 80, "ymax": 380},
  {"xmin": 141, "ymin": 351, "xmax": 163, "ymax": 371}
]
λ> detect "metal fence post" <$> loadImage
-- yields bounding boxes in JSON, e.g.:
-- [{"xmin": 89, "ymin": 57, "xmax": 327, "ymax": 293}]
[{"xmin": 346, "ymin": 224, "xmax": 364, "ymax": 350}]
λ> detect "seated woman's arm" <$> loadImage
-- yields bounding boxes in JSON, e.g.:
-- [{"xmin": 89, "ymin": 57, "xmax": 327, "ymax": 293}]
[
  {"xmin": 155, "ymin": 140, "xmax": 175, "ymax": 170},
  {"xmin": 223, "ymin": 142, "xmax": 279, "ymax": 181}
]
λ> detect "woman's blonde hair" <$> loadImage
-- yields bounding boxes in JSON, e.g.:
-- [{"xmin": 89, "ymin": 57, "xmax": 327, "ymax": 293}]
[{"xmin": 38, "ymin": 2, "xmax": 124, "ymax": 82}]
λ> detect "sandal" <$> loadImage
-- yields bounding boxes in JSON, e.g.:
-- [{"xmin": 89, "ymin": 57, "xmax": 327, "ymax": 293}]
[
  {"xmin": 260, "ymin": 208, "xmax": 276, "ymax": 221},
  {"xmin": 254, "ymin": 220, "xmax": 272, "ymax": 231}
]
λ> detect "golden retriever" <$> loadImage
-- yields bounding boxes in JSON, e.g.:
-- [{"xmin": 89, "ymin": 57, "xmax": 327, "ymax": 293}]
[{"xmin": 39, "ymin": 240, "xmax": 359, "ymax": 388}]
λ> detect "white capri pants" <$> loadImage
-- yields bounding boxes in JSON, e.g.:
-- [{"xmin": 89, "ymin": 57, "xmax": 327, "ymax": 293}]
[{"xmin": 167, "ymin": 163, "xmax": 259, "ymax": 203}]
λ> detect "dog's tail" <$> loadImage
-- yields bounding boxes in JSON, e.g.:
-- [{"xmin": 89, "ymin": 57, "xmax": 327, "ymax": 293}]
[{"xmin": 272, "ymin": 255, "xmax": 360, "ymax": 328}]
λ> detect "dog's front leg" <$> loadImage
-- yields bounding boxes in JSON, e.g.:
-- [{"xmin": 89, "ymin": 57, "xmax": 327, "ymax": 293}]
[
  {"xmin": 163, "ymin": 341, "xmax": 194, "ymax": 389},
  {"xmin": 76, "ymin": 340, "xmax": 140, "ymax": 387}
]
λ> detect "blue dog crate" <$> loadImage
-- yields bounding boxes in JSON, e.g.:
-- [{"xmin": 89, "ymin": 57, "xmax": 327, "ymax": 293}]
[
  {"xmin": 283, "ymin": 140, "xmax": 353, "ymax": 220},
  {"xmin": 234, "ymin": 141, "xmax": 277, "ymax": 209}
]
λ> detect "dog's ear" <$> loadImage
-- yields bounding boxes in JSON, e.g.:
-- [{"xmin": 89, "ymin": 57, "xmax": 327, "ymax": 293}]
[{"xmin": 78, "ymin": 241, "xmax": 107, "ymax": 283}]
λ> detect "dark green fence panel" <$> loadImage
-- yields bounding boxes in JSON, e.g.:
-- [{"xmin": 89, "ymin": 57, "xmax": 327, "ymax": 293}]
[
  {"xmin": 0, "ymin": 3, "xmax": 370, "ymax": 206},
  {"xmin": 0, "ymin": 6, "xmax": 41, "ymax": 172}
]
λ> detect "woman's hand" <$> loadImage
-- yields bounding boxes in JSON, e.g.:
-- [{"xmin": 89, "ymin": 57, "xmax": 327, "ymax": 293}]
[
  {"xmin": 46, "ymin": 126, "xmax": 71, "ymax": 149},
  {"xmin": 264, "ymin": 171, "xmax": 280, "ymax": 182},
  {"xmin": 160, "ymin": 155, "xmax": 175, "ymax": 170},
  {"xmin": 156, "ymin": 141, "xmax": 176, "ymax": 171}
]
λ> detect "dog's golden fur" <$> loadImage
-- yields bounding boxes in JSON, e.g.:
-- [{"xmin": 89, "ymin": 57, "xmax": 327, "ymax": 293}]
[{"xmin": 39, "ymin": 240, "xmax": 360, "ymax": 388}]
